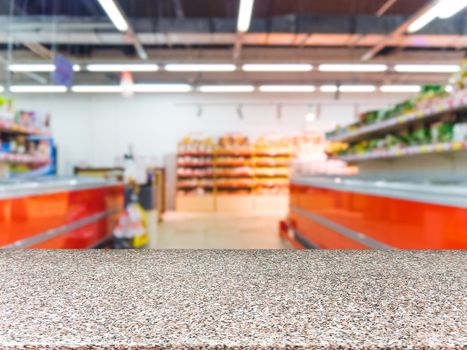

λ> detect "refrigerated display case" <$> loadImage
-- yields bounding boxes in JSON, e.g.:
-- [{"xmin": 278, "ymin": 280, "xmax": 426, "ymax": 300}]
[
  {"xmin": 0, "ymin": 177, "xmax": 124, "ymax": 248},
  {"xmin": 282, "ymin": 176, "xmax": 467, "ymax": 249}
]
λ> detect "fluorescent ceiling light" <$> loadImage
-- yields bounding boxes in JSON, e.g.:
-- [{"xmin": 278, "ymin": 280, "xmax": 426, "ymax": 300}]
[
  {"xmin": 242, "ymin": 64, "xmax": 312, "ymax": 72},
  {"xmin": 0, "ymin": 86, "xmax": 4, "ymax": 93},
  {"xmin": 96, "ymin": 0, "xmax": 129, "ymax": 32},
  {"xmin": 339, "ymin": 85, "xmax": 376, "ymax": 92},
  {"xmin": 237, "ymin": 0, "xmax": 254, "ymax": 32},
  {"xmin": 380, "ymin": 85, "xmax": 421, "ymax": 93},
  {"xmin": 438, "ymin": 0, "xmax": 467, "ymax": 18},
  {"xmin": 71, "ymin": 85, "xmax": 124, "ymax": 93},
  {"xmin": 165, "ymin": 64, "xmax": 236, "ymax": 72},
  {"xmin": 259, "ymin": 85, "xmax": 315, "ymax": 92},
  {"xmin": 9, "ymin": 85, "xmax": 67, "ymax": 93},
  {"xmin": 73, "ymin": 64, "xmax": 81, "ymax": 72},
  {"xmin": 408, "ymin": 0, "xmax": 467, "ymax": 33},
  {"xmin": 320, "ymin": 85, "xmax": 376, "ymax": 93},
  {"xmin": 132, "ymin": 84, "xmax": 192, "ymax": 92},
  {"xmin": 86, "ymin": 64, "xmax": 159, "ymax": 72},
  {"xmin": 8, "ymin": 64, "xmax": 55, "ymax": 72},
  {"xmin": 318, "ymin": 64, "xmax": 388, "ymax": 72},
  {"xmin": 407, "ymin": 6, "xmax": 439, "ymax": 33},
  {"xmin": 199, "ymin": 85, "xmax": 255, "ymax": 93},
  {"xmin": 320, "ymin": 85, "xmax": 338, "ymax": 92},
  {"xmin": 394, "ymin": 64, "xmax": 460, "ymax": 73}
]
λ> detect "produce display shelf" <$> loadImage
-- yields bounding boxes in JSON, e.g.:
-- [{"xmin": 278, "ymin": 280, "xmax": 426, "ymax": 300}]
[
  {"xmin": 0, "ymin": 120, "xmax": 50, "ymax": 136},
  {"xmin": 338, "ymin": 140, "xmax": 467, "ymax": 162},
  {"xmin": 328, "ymin": 93, "xmax": 467, "ymax": 143},
  {"xmin": 0, "ymin": 152, "xmax": 49, "ymax": 164},
  {"xmin": 254, "ymin": 152, "xmax": 292, "ymax": 157}
]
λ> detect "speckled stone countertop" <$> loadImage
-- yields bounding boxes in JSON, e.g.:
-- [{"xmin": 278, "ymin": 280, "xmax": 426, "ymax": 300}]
[{"xmin": 0, "ymin": 250, "xmax": 466, "ymax": 350}]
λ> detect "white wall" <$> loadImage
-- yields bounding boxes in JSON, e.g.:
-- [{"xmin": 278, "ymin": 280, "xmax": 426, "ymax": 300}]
[{"xmin": 14, "ymin": 92, "xmax": 403, "ymax": 175}]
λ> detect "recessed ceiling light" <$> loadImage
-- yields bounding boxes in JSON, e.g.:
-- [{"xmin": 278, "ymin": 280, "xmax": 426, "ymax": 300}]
[
  {"xmin": 380, "ymin": 85, "xmax": 421, "ymax": 93},
  {"xmin": 259, "ymin": 85, "xmax": 315, "ymax": 92},
  {"xmin": 318, "ymin": 64, "xmax": 388, "ymax": 72},
  {"xmin": 9, "ymin": 85, "xmax": 67, "ymax": 93},
  {"xmin": 394, "ymin": 64, "xmax": 460, "ymax": 73},
  {"xmin": 339, "ymin": 85, "xmax": 376, "ymax": 92},
  {"xmin": 319, "ymin": 85, "xmax": 376, "ymax": 93},
  {"xmin": 242, "ymin": 64, "xmax": 313, "ymax": 72},
  {"xmin": 320, "ymin": 85, "xmax": 339, "ymax": 92},
  {"xmin": 8, "ymin": 64, "xmax": 56, "ymax": 72},
  {"xmin": 199, "ymin": 85, "xmax": 255, "ymax": 93},
  {"xmin": 71, "ymin": 85, "xmax": 124, "ymax": 93},
  {"xmin": 132, "ymin": 84, "xmax": 192, "ymax": 92},
  {"xmin": 86, "ymin": 64, "xmax": 160, "ymax": 72},
  {"xmin": 164, "ymin": 64, "xmax": 236, "ymax": 72}
]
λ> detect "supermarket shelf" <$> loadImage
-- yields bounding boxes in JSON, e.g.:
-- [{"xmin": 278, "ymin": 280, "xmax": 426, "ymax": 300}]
[
  {"xmin": 177, "ymin": 162, "xmax": 213, "ymax": 167},
  {"xmin": 256, "ymin": 183, "xmax": 289, "ymax": 187},
  {"xmin": 253, "ymin": 162, "xmax": 290, "ymax": 167},
  {"xmin": 178, "ymin": 152, "xmax": 213, "ymax": 157},
  {"xmin": 215, "ymin": 151, "xmax": 253, "ymax": 157},
  {"xmin": 0, "ymin": 119, "xmax": 50, "ymax": 136},
  {"xmin": 177, "ymin": 174, "xmax": 213, "ymax": 179},
  {"xmin": 216, "ymin": 184, "xmax": 254, "ymax": 189},
  {"xmin": 215, "ymin": 173, "xmax": 254, "ymax": 178},
  {"xmin": 328, "ymin": 93, "xmax": 467, "ymax": 143},
  {"xmin": 254, "ymin": 152, "xmax": 292, "ymax": 157},
  {"xmin": 338, "ymin": 140, "xmax": 467, "ymax": 162},
  {"xmin": 177, "ymin": 184, "xmax": 214, "ymax": 189},
  {"xmin": 254, "ymin": 173, "xmax": 289, "ymax": 178},
  {"xmin": 214, "ymin": 162, "xmax": 252, "ymax": 167},
  {"xmin": 0, "ymin": 152, "xmax": 49, "ymax": 164}
]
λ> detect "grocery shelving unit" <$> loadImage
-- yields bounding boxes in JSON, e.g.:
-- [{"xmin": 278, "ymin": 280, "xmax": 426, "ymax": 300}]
[
  {"xmin": 176, "ymin": 137, "xmax": 293, "ymax": 213},
  {"xmin": 329, "ymin": 94, "xmax": 467, "ymax": 143},
  {"xmin": 339, "ymin": 140, "xmax": 467, "ymax": 162},
  {"xmin": 0, "ymin": 118, "xmax": 52, "ymax": 178},
  {"xmin": 329, "ymin": 90, "xmax": 467, "ymax": 165},
  {"xmin": 176, "ymin": 151, "xmax": 215, "ymax": 211}
]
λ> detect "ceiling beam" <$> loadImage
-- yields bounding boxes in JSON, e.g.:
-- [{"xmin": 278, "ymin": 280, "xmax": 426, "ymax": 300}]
[
  {"xmin": 376, "ymin": 0, "xmax": 398, "ymax": 17},
  {"xmin": 362, "ymin": 2, "xmax": 434, "ymax": 61}
]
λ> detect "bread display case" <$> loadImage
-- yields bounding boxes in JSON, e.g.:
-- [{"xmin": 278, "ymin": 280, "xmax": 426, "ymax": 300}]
[{"xmin": 0, "ymin": 177, "xmax": 124, "ymax": 248}]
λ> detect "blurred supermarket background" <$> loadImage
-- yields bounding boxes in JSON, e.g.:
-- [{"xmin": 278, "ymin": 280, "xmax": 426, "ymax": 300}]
[{"xmin": 0, "ymin": 0, "xmax": 466, "ymax": 249}]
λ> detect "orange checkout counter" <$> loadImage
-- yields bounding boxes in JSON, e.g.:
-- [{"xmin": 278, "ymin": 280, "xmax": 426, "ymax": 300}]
[
  {"xmin": 282, "ymin": 176, "xmax": 467, "ymax": 249},
  {"xmin": 0, "ymin": 177, "xmax": 124, "ymax": 248}
]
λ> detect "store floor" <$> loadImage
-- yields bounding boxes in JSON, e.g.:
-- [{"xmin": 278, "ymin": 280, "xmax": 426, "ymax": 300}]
[{"xmin": 150, "ymin": 212, "xmax": 292, "ymax": 249}]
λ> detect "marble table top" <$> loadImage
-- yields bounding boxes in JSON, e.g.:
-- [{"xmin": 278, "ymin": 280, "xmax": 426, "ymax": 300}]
[{"xmin": 0, "ymin": 250, "xmax": 465, "ymax": 350}]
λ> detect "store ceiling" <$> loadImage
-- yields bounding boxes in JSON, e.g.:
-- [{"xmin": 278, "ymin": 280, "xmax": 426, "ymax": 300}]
[{"xmin": 0, "ymin": 0, "xmax": 465, "ymax": 87}]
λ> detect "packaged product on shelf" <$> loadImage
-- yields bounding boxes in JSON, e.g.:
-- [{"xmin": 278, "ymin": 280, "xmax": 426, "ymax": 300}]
[{"xmin": 453, "ymin": 123, "xmax": 467, "ymax": 141}]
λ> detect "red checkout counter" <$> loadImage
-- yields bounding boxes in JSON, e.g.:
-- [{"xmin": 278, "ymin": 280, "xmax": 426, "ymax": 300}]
[
  {"xmin": 0, "ymin": 177, "xmax": 124, "ymax": 249},
  {"xmin": 281, "ymin": 176, "xmax": 467, "ymax": 249}
]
